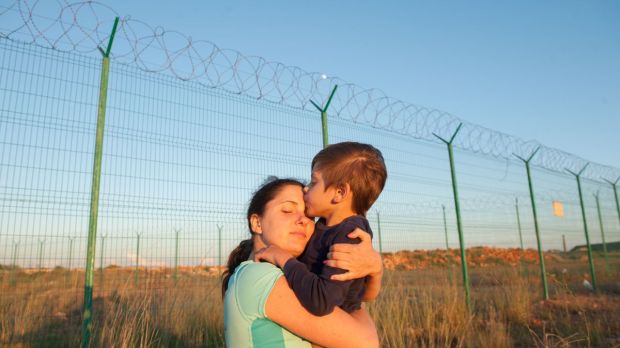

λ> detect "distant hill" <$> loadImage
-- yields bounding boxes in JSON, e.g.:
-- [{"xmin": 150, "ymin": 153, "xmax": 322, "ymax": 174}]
[
  {"xmin": 381, "ymin": 244, "xmax": 620, "ymax": 271},
  {"xmin": 383, "ymin": 247, "xmax": 548, "ymax": 270},
  {"xmin": 569, "ymin": 241, "xmax": 620, "ymax": 253}
]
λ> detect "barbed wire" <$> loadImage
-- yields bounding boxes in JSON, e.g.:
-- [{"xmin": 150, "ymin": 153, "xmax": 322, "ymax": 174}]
[{"xmin": 1, "ymin": 0, "xmax": 618, "ymax": 181}]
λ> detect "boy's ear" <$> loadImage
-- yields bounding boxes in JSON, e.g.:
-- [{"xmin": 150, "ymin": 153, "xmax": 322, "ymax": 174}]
[
  {"xmin": 250, "ymin": 214, "xmax": 262, "ymax": 234},
  {"xmin": 332, "ymin": 183, "xmax": 351, "ymax": 203}
]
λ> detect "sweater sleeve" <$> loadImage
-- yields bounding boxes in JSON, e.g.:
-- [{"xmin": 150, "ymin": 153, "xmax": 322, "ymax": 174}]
[{"xmin": 282, "ymin": 218, "xmax": 370, "ymax": 316}]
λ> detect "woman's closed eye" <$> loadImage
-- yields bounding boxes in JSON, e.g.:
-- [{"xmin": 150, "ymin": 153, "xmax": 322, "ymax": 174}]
[{"xmin": 280, "ymin": 202, "xmax": 300, "ymax": 214}]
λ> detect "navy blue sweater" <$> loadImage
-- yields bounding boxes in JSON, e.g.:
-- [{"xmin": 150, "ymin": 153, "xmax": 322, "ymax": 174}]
[{"xmin": 282, "ymin": 215, "xmax": 372, "ymax": 316}]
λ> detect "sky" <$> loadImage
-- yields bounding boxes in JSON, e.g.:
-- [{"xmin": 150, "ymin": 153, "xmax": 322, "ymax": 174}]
[
  {"xmin": 95, "ymin": 0, "xmax": 620, "ymax": 169},
  {"xmin": 2, "ymin": 0, "xmax": 620, "ymax": 259}
]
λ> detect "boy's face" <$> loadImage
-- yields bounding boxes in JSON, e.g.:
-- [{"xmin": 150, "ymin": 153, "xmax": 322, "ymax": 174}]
[{"xmin": 303, "ymin": 170, "xmax": 336, "ymax": 218}]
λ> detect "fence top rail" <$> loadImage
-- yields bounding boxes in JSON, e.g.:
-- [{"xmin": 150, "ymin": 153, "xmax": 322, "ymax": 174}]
[{"xmin": 1, "ymin": 0, "xmax": 618, "ymax": 181}]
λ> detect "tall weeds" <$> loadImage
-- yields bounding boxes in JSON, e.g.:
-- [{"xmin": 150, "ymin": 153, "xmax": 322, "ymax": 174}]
[{"xmin": 1, "ymin": 257, "xmax": 619, "ymax": 347}]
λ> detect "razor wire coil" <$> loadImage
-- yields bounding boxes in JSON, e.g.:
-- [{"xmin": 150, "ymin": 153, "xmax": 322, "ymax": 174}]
[{"xmin": 1, "ymin": 0, "xmax": 619, "ymax": 181}]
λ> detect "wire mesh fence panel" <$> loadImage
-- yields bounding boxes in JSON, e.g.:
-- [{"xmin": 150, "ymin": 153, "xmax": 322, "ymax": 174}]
[
  {"xmin": 96, "ymin": 57, "xmax": 321, "ymax": 276},
  {"xmin": 0, "ymin": 38, "xmax": 98, "ymax": 346},
  {"xmin": 1, "ymin": 1, "xmax": 620, "ymax": 346}
]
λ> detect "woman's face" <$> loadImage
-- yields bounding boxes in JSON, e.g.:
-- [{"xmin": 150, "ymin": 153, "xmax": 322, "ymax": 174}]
[{"xmin": 252, "ymin": 184, "xmax": 314, "ymax": 257}]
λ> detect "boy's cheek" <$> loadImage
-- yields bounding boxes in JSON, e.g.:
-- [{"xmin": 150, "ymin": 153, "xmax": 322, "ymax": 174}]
[
  {"xmin": 302, "ymin": 194, "xmax": 311, "ymax": 206},
  {"xmin": 304, "ymin": 205, "xmax": 318, "ymax": 219},
  {"xmin": 303, "ymin": 189, "xmax": 316, "ymax": 203}
]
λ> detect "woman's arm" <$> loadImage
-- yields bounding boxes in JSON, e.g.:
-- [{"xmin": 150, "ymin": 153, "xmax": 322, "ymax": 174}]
[
  {"xmin": 266, "ymin": 277, "xmax": 379, "ymax": 348},
  {"xmin": 323, "ymin": 228, "xmax": 383, "ymax": 301},
  {"xmin": 350, "ymin": 307, "xmax": 377, "ymax": 336}
]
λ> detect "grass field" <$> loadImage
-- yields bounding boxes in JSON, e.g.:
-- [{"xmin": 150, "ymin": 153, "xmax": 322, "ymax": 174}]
[{"xmin": 1, "ymin": 249, "xmax": 619, "ymax": 347}]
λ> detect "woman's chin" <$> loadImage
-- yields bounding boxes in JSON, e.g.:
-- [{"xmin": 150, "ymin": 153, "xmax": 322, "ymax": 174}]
[{"xmin": 288, "ymin": 243, "xmax": 307, "ymax": 257}]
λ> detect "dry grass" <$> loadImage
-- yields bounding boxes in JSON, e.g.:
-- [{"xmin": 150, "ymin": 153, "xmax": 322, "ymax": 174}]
[
  {"xmin": 1, "ymin": 250, "xmax": 619, "ymax": 347},
  {"xmin": 368, "ymin": 250, "xmax": 620, "ymax": 348},
  {"xmin": 0, "ymin": 267, "xmax": 224, "ymax": 347}
]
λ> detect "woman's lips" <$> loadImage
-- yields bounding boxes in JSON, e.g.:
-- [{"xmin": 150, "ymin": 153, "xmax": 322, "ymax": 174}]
[{"xmin": 290, "ymin": 231, "xmax": 307, "ymax": 239}]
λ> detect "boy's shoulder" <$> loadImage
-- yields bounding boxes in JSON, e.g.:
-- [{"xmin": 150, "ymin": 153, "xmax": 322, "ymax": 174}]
[
  {"xmin": 335, "ymin": 215, "xmax": 370, "ymax": 231},
  {"xmin": 320, "ymin": 215, "xmax": 372, "ymax": 245}
]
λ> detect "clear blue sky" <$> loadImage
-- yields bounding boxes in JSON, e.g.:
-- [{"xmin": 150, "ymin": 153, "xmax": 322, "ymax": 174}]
[
  {"xmin": 2, "ymin": 0, "xmax": 620, "ymax": 266},
  {"xmin": 99, "ymin": 0, "xmax": 620, "ymax": 168}
]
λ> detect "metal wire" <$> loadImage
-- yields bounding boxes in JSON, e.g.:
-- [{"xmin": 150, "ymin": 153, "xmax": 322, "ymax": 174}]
[
  {"xmin": 1, "ymin": 5, "xmax": 619, "ymax": 344},
  {"xmin": 1, "ymin": 0, "xmax": 618, "ymax": 181}
]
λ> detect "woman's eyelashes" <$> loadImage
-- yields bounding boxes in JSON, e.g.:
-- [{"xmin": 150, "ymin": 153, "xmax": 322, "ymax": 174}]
[{"xmin": 281, "ymin": 203, "xmax": 298, "ymax": 214}]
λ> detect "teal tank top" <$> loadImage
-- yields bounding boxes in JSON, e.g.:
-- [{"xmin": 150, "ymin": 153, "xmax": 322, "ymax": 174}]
[{"xmin": 224, "ymin": 260, "xmax": 312, "ymax": 348}]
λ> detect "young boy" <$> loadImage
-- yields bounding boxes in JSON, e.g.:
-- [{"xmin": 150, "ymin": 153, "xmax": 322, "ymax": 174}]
[{"xmin": 256, "ymin": 141, "xmax": 387, "ymax": 315}]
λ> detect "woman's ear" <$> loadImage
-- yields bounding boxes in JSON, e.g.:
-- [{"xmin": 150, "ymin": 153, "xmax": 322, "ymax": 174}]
[{"xmin": 250, "ymin": 214, "xmax": 262, "ymax": 234}]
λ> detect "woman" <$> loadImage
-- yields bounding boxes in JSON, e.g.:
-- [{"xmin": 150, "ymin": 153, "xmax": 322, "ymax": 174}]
[{"xmin": 223, "ymin": 178, "xmax": 382, "ymax": 348}]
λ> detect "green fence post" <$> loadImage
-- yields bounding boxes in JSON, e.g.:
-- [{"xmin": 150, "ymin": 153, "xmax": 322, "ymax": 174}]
[
  {"xmin": 514, "ymin": 147, "xmax": 549, "ymax": 300},
  {"xmin": 562, "ymin": 235, "xmax": 567, "ymax": 253},
  {"xmin": 515, "ymin": 198, "xmax": 524, "ymax": 251},
  {"xmin": 602, "ymin": 177, "xmax": 620, "ymax": 227},
  {"xmin": 38, "ymin": 239, "xmax": 45, "ymax": 271},
  {"xmin": 442, "ymin": 205, "xmax": 449, "ymax": 250},
  {"xmin": 99, "ymin": 235, "xmax": 106, "ymax": 272},
  {"xmin": 174, "ymin": 228, "xmax": 180, "ymax": 285},
  {"xmin": 99, "ymin": 234, "xmax": 106, "ymax": 292},
  {"xmin": 433, "ymin": 123, "xmax": 471, "ymax": 311},
  {"xmin": 217, "ymin": 224, "xmax": 223, "ymax": 268},
  {"xmin": 594, "ymin": 192, "xmax": 610, "ymax": 274},
  {"xmin": 134, "ymin": 233, "xmax": 141, "ymax": 287},
  {"xmin": 10, "ymin": 241, "xmax": 19, "ymax": 287},
  {"xmin": 515, "ymin": 198, "xmax": 527, "ymax": 276},
  {"xmin": 67, "ymin": 237, "xmax": 75, "ymax": 287},
  {"xmin": 603, "ymin": 177, "xmax": 620, "ymax": 269},
  {"xmin": 68, "ymin": 237, "xmax": 75, "ymax": 270},
  {"xmin": 566, "ymin": 164, "xmax": 597, "ymax": 291},
  {"xmin": 376, "ymin": 211, "xmax": 383, "ymax": 255},
  {"xmin": 82, "ymin": 17, "xmax": 119, "ymax": 347},
  {"xmin": 309, "ymin": 85, "xmax": 338, "ymax": 149}
]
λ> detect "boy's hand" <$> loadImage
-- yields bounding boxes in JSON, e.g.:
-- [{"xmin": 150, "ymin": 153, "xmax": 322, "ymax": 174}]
[
  {"xmin": 254, "ymin": 245, "xmax": 295, "ymax": 269},
  {"xmin": 324, "ymin": 228, "xmax": 383, "ymax": 281}
]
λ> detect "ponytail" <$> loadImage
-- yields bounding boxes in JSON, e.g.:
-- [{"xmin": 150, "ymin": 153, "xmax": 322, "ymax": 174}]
[{"xmin": 221, "ymin": 238, "xmax": 254, "ymax": 298}]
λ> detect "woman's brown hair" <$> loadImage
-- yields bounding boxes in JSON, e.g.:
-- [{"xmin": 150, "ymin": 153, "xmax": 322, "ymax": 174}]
[{"xmin": 221, "ymin": 177, "xmax": 304, "ymax": 298}]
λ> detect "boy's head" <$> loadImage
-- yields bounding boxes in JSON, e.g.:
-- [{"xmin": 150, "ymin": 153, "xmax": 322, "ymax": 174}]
[{"xmin": 305, "ymin": 142, "xmax": 387, "ymax": 217}]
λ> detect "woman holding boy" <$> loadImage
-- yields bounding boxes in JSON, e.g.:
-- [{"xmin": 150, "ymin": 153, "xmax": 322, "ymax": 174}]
[{"xmin": 223, "ymin": 177, "xmax": 382, "ymax": 347}]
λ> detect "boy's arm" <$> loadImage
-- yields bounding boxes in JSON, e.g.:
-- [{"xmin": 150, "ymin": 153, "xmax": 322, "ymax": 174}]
[
  {"xmin": 254, "ymin": 243, "xmax": 354, "ymax": 316},
  {"xmin": 281, "ymin": 256, "xmax": 354, "ymax": 316},
  {"xmin": 257, "ymin": 221, "xmax": 369, "ymax": 316},
  {"xmin": 324, "ymin": 228, "xmax": 383, "ymax": 301},
  {"xmin": 254, "ymin": 245, "xmax": 295, "ymax": 269}
]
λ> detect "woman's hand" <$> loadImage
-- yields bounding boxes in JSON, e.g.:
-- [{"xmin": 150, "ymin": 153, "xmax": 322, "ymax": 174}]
[{"xmin": 324, "ymin": 228, "xmax": 383, "ymax": 281}]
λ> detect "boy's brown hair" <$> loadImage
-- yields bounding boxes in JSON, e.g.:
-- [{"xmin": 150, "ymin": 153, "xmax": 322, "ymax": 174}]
[{"xmin": 311, "ymin": 141, "xmax": 387, "ymax": 216}]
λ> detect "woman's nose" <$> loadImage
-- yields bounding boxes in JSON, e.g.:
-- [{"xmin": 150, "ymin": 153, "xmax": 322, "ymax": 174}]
[{"xmin": 297, "ymin": 214, "xmax": 312, "ymax": 225}]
